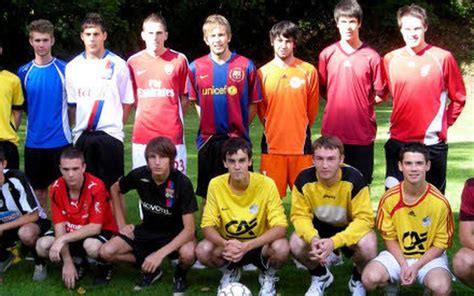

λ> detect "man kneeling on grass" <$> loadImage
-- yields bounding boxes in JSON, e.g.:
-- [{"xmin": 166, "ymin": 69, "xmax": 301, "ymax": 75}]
[
  {"xmin": 0, "ymin": 147, "xmax": 50, "ymax": 278},
  {"xmin": 196, "ymin": 137, "xmax": 289, "ymax": 296},
  {"xmin": 35, "ymin": 147, "xmax": 118, "ymax": 289},
  {"xmin": 99, "ymin": 136, "xmax": 197, "ymax": 294}
]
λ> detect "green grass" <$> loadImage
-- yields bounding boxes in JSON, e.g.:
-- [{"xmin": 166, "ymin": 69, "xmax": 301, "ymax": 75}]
[{"xmin": 3, "ymin": 95, "xmax": 473, "ymax": 295}]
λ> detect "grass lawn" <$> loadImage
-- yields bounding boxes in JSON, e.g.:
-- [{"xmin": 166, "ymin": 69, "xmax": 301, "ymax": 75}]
[{"xmin": 2, "ymin": 84, "xmax": 473, "ymax": 295}]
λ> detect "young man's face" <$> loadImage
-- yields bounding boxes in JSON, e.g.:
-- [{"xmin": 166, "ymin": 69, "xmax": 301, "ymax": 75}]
[
  {"xmin": 400, "ymin": 15, "xmax": 427, "ymax": 51},
  {"xmin": 313, "ymin": 147, "xmax": 344, "ymax": 183},
  {"xmin": 398, "ymin": 152, "xmax": 430, "ymax": 185},
  {"xmin": 147, "ymin": 152, "xmax": 171, "ymax": 179},
  {"xmin": 204, "ymin": 25, "xmax": 230, "ymax": 56},
  {"xmin": 29, "ymin": 31, "xmax": 54, "ymax": 58},
  {"xmin": 80, "ymin": 26, "xmax": 107, "ymax": 56},
  {"xmin": 272, "ymin": 34, "xmax": 295, "ymax": 60},
  {"xmin": 141, "ymin": 21, "xmax": 168, "ymax": 53},
  {"xmin": 337, "ymin": 16, "xmax": 361, "ymax": 42},
  {"xmin": 224, "ymin": 149, "xmax": 251, "ymax": 182},
  {"xmin": 60, "ymin": 158, "xmax": 86, "ymax": 188}
]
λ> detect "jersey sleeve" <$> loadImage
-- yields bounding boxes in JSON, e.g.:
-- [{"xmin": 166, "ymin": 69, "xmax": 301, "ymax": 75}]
[
  {"xmin": 256, "ymin": 68, "xmax": 267, "ymax": 123},
  {"xmin": 117, "ymin": 62, "xmax": 135, "ymax": 105},
  {"xmin": 50, "ymin": 187, "xmax": 67, "ymax": 224},
  {"xmin": 187, "ymin": 62, "xmax": 198, "ymax": 102},
  {"xmin": 376, "ymin": 196, "xmax": 398, "ymax": 241},
  {"xmin": 88, "ymin": 182, "xmax": 110, "ymax": 226},
  {"xmin": 246, "ymin": 60, "xmax": 263, "ymax": 104},
  {"xmin": 432, "ymin": 197, "xmax": 454, "ymax": 250},
  {"xmin": 200, "ymin": 180, "xmax": 221, "ymax": 229},
  {"xmin": 460, "ymin": 178, "xmax": 474, "ymax": 221},
  {"xmin": 118, "ymin": 170, "xmax": 138, "ymax": 194},
  {"xmin": 179, "ymin": 175, "xmax": 198, "ymax": 215},
  {"xmin": 306, "ymin": 64, "xmax": 319, "ymax": 127},
  {"xmin": 317, "ymin": 50, "xmax": 328, "ymax": 97},
  {"xmin": 330, "ymin": 186, "xmax": 374, "ymax": 249},
  {"xmin": 290, "ymin": 182, "xmax": 318, "ymax": 244},
  {"xmin": 264, "ymin": 180, "xmax": 288, "ymax": 228},
  {"xmin": 65, "ymin": 64, "xmax": 77, "ymax": 105},
  {"xmin": 11, "ymin": 74, "xmax": 24, "ymax": 108},
  {"xmin": 178, "ymin": 56, "xmax": 190, "ymax": 97},
  {"xmin": 443, "ymin": 52, "xmax": 466, "ymax": 127},
  {"xmin": 370, "ymin": 53, "xmax": 388, "ymax": 99}
]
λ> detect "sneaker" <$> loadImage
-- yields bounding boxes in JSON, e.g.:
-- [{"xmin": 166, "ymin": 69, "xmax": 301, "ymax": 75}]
[
  {"xmin": 94, "ymin": 264, "xmax": 112, "ymax": 285},
  {"xmin": 191, "ymin": 260, "xmax": 207, "ymax": 270},
  {"xmin": 243, "ymin": 263, "xmax": 258, "ymax": 272},
  {"xmin": 0, "ymin": 252, "xmax": 14, "ymax": 273},
  {"xmin": 384, "ymin": 284, "xmax": 400, "ymax": 296},
  {"xmin": 258, "ymin": 267, "xmax": 278, "ymax": 296},
  {"xmin": 218, "ymin": 267, "xmax": 241, "ymax": 291},
  {"xmin": 305, "ymin": 267, "xmax": 334, "ymax": 296},
  {"xmin": 325, "ymin": 251, "xmax": 343, "ymax": 267},
  {"xmin": 172, "ymin": 273, "xmax": 186, "ymax": 296},
  {"xmin": 348, "ymin": 276, "xmax": 366, "ymax": 296},
  {"xmin": 32, "ymin": 264, "xmax": 47, "ymax": 281},
  {"xmin": 293, "ymin": 258, "xmax": 308, "ymax": 270},
  {"xmin": 133, "ymin": 268, "xmax": 163, "ymax": 291}
]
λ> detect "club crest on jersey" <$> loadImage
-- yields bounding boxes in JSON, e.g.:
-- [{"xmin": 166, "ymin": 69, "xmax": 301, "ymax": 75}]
[
  {"xmin": 343, "ymin": 60, "xmax": 352, "ymax": 67},
  {"xmin": 164, "ymin": 63, "xmax": 174, "ymax": 75},
  {"xmin": 165, "ymin": 180, "xmax": 175, "ymax": 207},
  {"xmin": 420, "ymin": 64, "xmax": 431, "ymax": 77},
  {"xmin": 289, "ymin": 77, "xmax": 305, "ymax": 89},
  {"xmin": 249, "ymin": 203, "xmax": 259, "ymax": 215},
  {"xmin": 102, "ymin": 60, "xmax": 115, "ymax": 80},
  {"xmin": 422, "ymin": 216, "xmax": 432, "ymax": 227},
  {"xmin": 229, "ymin": 67, "xmax": 244, "ymax": 82}
]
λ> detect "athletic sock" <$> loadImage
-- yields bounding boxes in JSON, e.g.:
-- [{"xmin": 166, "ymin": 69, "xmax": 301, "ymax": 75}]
[
  {"xmin": 175, "ymin": 263, "xmax": 188, "ymax": 278},
  {"xmin": 309, "ymin": 264, "xmax": 328, "ymax": 276},
  {"xmin": 351, "ymin": 266, "xmax": 362, "ymax": 281}
]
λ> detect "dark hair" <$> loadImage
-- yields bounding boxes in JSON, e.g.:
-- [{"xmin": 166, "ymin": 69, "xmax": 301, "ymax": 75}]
[
  {"xmin": 222, "ymin": 137, "xmax": 252, "ymax": 160},
  {"xmin": 60, "ymin": 146, "xmax": 85, "ymax": 163},
  {"xmin": 0, "ymin": 146, "xmax": 5, "ymax": 162},
  {"xmin": 399, "ymin": 142, "xmax": 430, "ymax": 162},
  {"xmin": 311, "ymin": 136, "xmax": 344, "ymax": 156},
  {"xmin": 28, "ymin": 19, "xmax": 54, "ymax": 37},
  {"xmin": 81, "ymin": 12, "xmax": 107, "ymax": 32},
  {"xmin": 397, "ymin": 4, "xmax": 428, "ymax": 28},
  {"xmin": 269, "ymin": 20, "xmax": 300, "ymax": 45},
  {"xmin": 145, "ymin": 136, "xmax": 176, "ymax": 163},
  {"xmin": 334, "ymin": 0, "xmax": 363, "ymax": 23},
  {"xmin": 142, "ymin": 13, "xmax": 167, "ymax": 31}
]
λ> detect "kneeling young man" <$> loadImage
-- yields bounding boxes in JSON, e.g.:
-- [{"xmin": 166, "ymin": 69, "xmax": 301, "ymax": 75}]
[
  {"xmin": 0, "ymin": 147, "xmax": 50, "ymax": 277},
  {"xmin": 99, "ymin": 137, "xmax": 197, "ymax": 294},
  {"xmin": 362, "ymin": 142, "xmax": 453, "ymax": 296},
  {"xmin": 196, "ymin": 137, "xmax": 289, "ymax": 295},
  {"xmin": 290, "ymin": 136, "xmax": 376, "ymax": 296},
  {"xmin": 35, "ymin": 147, "xmax": 118, "ymax": 289}
]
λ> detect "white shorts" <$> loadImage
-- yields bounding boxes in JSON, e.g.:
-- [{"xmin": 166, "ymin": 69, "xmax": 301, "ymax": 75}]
[
  {"xmin": 132, "ymin": 143, "xmax": 187, "ymax": 174},
  {"xmin": 372, "ymin": 250, "xmax": 450, "ymax": 284}
]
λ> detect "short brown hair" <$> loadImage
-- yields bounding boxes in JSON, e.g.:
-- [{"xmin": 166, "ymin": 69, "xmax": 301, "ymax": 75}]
[
  {"xmin": 397, "ymin": 4, "xmax": 428, "ymax": 28},
  {"xmin": 28, "ymin": 19, "xmax": 54, "ymax": 38},
  {"xmin": 334, "ymin": 0, "xmax": 363, "ymax": 23},
  {"xmin": 311, "ymin": 136, "xmax": 344, "ymax": 156},
  {"xmin": 145, "ymin": 137, "xmax": 176, "ymax": 163},
  {"xmin": 60, "ymin": 147, "xmax": 85, "ymax": 164},
  {"xmin": 202, "ymin": 14, "xmax": 231, "ymax": 39},
  {"xmin": 142, "ymin": 13, "xmax": 167, "ymax": 31},
  {"xmin": 81, "ymin": 12, "xmax": 107, "ymax": 32}
]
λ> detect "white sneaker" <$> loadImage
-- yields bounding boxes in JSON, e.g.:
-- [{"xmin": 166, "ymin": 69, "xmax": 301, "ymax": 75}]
[
  {"xmin": 258, "ymin": 267, "xmax": 278, "ymax": 296},
  {"xmin": 218, "ymin": 267, "xmax": 241, "ymax": 291},
  {"xmin": 325, "ymin": 251, "xmax": 343, "ymax": 267},
  {"xmin": 348, "ymin": 276, "xmax": 366, "ymax": 296},
  {"xmin": 243, "ymin": 263, "xmax": 258, "ymax": 272},
  {"xmin": 293, "ymin": 258, "xmax": 308, "ymax": 270},
  {"xmin": 384, "ymin": 284, "xmax": 400, "ymax": 296},
  {"xmin": 32, "ymin": 264, "xmax": 47, "ymax": 281},
  {"xmin": 305, "ymin": 268, "xmax": 334, "ymax": 296},
  {"xmin": 191, "ymin": 260, "xmax": 207, "ymax": 270}
]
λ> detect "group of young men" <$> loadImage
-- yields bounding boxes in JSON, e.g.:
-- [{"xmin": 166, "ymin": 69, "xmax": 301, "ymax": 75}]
[{"xmin": 0, "ymin": 0, "xmax": 471, "ymax": 295}]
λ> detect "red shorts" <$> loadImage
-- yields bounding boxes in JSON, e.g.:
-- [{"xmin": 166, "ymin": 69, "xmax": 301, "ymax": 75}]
[{"xmin": 260, "ymin": 154, "xmax": 313, "ymax": 197}]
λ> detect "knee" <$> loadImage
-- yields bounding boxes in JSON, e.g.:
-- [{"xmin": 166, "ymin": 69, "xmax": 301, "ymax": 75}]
[
  {"xmin": 269, "ymin": 238, "xmax": 290, "ymax": 262},
  {"xmin": 196, "ymin": 240, "xmax": 215, "ymax": 263},
  {"xmin": 361, "ymin": 262, "xmax": 388, "ymax": 291},
  {"xmin": 18, "ymin": 225, "xmax": 38, "ymax": 246},
  {"xmin": 289, "ymin": 233, "xmax": 308, "ymax": 258},
  {"xmin": 178, "ymin": 242, "xmax": 196, "ymax": 266},
  {"xmin": 354, "ymin": 231, "xmax": 378, "ymax": 262},
  {"xmin": 36, "ymin": 236, "xmax": 53, "ymax": 258},
  {"xmin": 83, "ymin": 238, "xmax": 101, "ymax": 259},
  {"xmin": 99, "ymin": 242, "xmax": 114, "ymax": 262},
  {"xmin": 453, "ymin": 248, "xmax": 474, "ymax": 277},
  {"xmin": 427, "ymin": 275, "xmax": 451, "ymax": 295}
]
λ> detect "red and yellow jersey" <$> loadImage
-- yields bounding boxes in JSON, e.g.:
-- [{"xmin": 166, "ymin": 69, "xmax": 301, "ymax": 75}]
[
  {"xmin": 376, "ymin": 182, "xmax": 454, "ymax": 258},
  {"xmin": 201, "ymin": 172, "xmax": 288, "ymax": 240},
  {"xmin": 258, "ymin": 58, "xmax": 319, "ymax": 155}
]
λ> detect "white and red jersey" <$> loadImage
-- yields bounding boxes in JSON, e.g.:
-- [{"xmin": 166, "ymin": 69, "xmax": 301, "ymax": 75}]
[
  {"xmin": 384, "ymin": 45, "xmax": 466, "ymax": 144},
  {"xmin": 66, "ymin": 50, "xmax": 134, "ymax": 143},
  {"xmin": 128, "ymin": 49, "xmax": 189, "ymax": 145},
  {"xmin": 319, "ymin": 42, "xmax": 387, "ymax": 145}
]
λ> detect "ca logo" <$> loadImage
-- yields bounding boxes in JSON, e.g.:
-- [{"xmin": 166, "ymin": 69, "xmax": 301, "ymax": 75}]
[
  {"xmin": 225, "ymin": 218, "xmax": 257, "ymax": 239},
  {"xmin": 402, "ymin": 231, "xmax": 428, "ymax": 256}
]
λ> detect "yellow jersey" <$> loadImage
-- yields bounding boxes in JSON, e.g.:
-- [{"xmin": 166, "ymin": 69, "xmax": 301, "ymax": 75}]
[{"xmin": 0, "ymin": 70, "xmax": 24, "ymax": 145}]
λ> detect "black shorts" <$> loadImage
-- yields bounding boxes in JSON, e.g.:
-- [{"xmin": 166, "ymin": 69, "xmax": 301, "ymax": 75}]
[
  {"xmin": 0, "ymin": 218, "xmax": 51, "ymax": 247},
  {"xmin": 0, "ymin": 141, "xmax": 19, "ymax": 169},
  {"xmin": 313, "ymin": 219, "xmax": 354, "ymax": 257},
  {"xmin": 384, "ymin": 138, "xmax": 448, "ymax": 193},
  {"xmin": 45, "ymin": 230, "xmax": 114, "ymax": 257},
  {"xmin": 75, "ymin": 131, "xmax": 124, "ymax": 189},
  {"xmin": 118, "ymin": 225, "xmax": 179, "ymax": 267},
  {"xmin": 25, "ymin": 145, "xmax": 70, "ymax": 189},
  {"xmin": 343, "ymin": 143, "xmax": 374, "ymax": 185}
]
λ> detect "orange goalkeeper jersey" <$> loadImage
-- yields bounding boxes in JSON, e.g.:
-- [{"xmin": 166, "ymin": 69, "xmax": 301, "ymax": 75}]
[{"xmin": 258, "ymin": 58, "xmax": 319, "ymax": 155}]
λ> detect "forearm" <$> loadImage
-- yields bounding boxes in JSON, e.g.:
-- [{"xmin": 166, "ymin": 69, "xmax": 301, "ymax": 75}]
[
  {"xmin": 12, "ymin": 109, "xmax": 22, "ymax": 130},
  {"xmin": 0, "ymin": 211, "xmax": 38, "ymax": 233},
  {"xmin": 155, "ymin": 226, "xmax": 194, "ymax": 258},
  {"xmin": 202, "ymin": 227, "xmax": 227, "ymax": 248},
  {"xmin": 292, "ymin": 218, "xmax": 318, "ymax": 244},
  {"xmin": 110, "ymin": 182, "xmax": 127, "ymax": 228},
  {"xmin": 246, "ymin": 226, "xmax": 286, "ymax": 250},
  {"xmin": 122, "ymin": 103, "xmax": 133, "ymax": 124},
  {"xmin": 68, "ymin": 106, "xmax": 76, "ymax": 127},
  {"xmin": 60, "ymin": 224, "xmax": 101, "ymax": 244},
  {"xmin": 385, "ymin": 239, "xmax": 408, "ymax": 267},
  {"xmin": 412, "ymin": 246, "xmax": 445, "ymax": 270},
  {"xmin": 180, "ymin": 96, "xmax": 190, "ymax": 116},
  {"xmin": 248, "ymin": 103, "xmax": 258, "ymax": 125}
]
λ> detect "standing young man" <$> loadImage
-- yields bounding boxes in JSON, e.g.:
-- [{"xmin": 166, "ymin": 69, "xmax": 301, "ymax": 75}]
[
  {"xmin": 0, "ymin": 40, "xmax": 24, "ymax": 169},
  {"xmin": 17, "ymin": 19, "xmax": 71, "ymax": 212},
  {"xmin": 188, "ymin": 14, "xmax": 262, "ymax": 198},
  {"xmin": 65, "ymin": 13, "xmax": 134, "ymax": 189},
  {"xmin": 35, "ymin": 147, "xmax": 118, "ymax": 289},
  {"xmin": 128, "ymin": 14, "xmax": 189, "ymax": 171},
  {"xmin": 290, "ymin": 136, "xmax": 376, "ymax": 296},
  {"xmin": 362, "ymin": 142, "xmax": 453, "ymax": 296},
  {"xmin": 318, "ymin": 0, "xmax": 386, "ymax": 185},
  {"xmin": 0, "ymin": 147, "xmax": 50, "ymax": 278},
  {"xmin": 452, "ymin": 178, "xmax": 474, "ymax": 288},
  {"xmin": 196, "ymin": 137, "xmax": 289, "ymax": 295},
  {"xmin": 383, "ymin": 4, "xmax": 466, "ymax": 193},
  {"xmin": 99, "ymin": 137, "xmax": 197, "ymax": 294},
  {"xmin": 258, "ymin": 20, "xmax": 319, "ymax": 198}
]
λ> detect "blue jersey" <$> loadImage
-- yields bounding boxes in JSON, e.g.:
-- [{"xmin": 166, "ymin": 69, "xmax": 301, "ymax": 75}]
[{"xmin": 17, "ymin": 58, "xmax": 71, "ymax": 148}]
